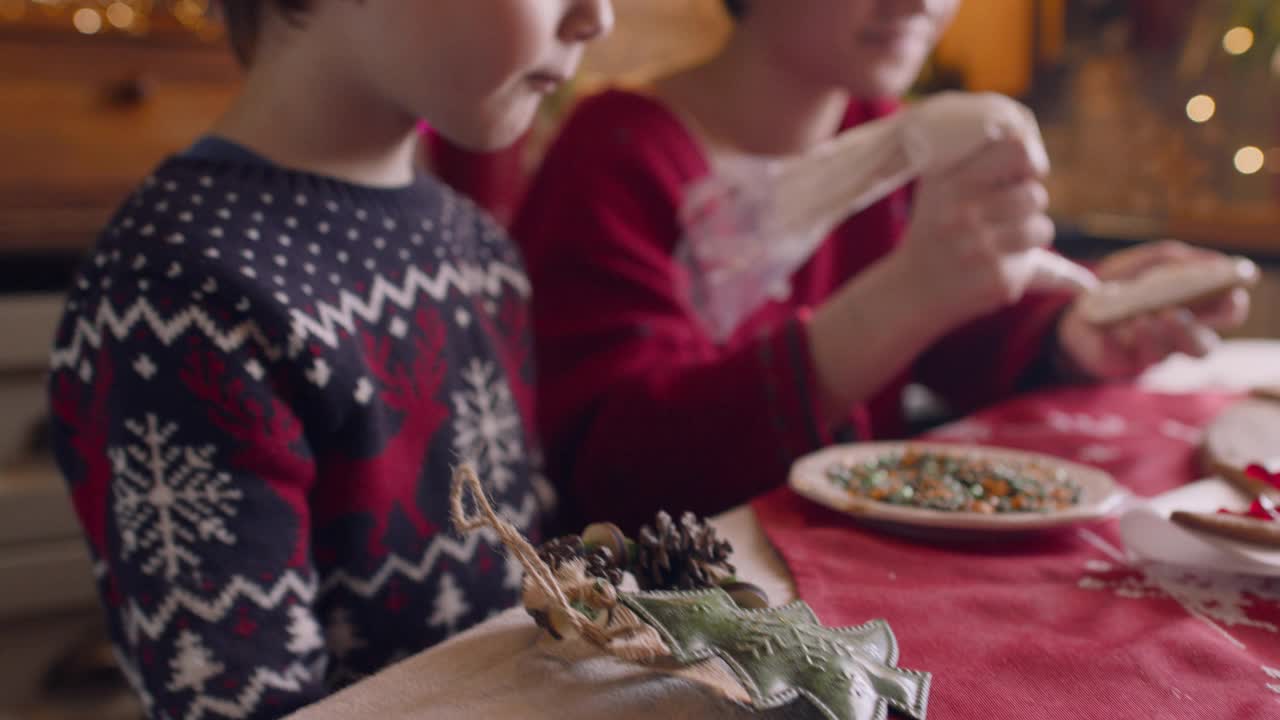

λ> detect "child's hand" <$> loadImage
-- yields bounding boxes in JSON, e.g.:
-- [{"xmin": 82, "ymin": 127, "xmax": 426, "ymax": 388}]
[
  {"xmin": 1055, "ymin": 241, "xmax": 1252, "ymax": 380},
  {"xmin": 889, "ymin": 135, "xmax": 1055, "ymax": 329}
]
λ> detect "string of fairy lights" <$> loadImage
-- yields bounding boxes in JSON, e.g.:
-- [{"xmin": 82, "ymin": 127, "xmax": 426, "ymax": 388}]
[
  {"xmin": 1183, "ymin": 21, "xmax": 1278, "ymax": 176},
  {"xmin": 0, "ymin": 0, "xmax": 219, "ymax": 40}
]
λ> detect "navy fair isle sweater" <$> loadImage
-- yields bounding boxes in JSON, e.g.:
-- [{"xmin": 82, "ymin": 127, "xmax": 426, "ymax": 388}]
[{"xmin": 48, "ymin": 148, "xmax": 552, "ymax": 719}]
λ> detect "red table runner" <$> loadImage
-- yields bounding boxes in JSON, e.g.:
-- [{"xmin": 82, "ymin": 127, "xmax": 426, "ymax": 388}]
[{"xmin": 753, "ymin": 386, "xmax": 1280, "ymax": 719}]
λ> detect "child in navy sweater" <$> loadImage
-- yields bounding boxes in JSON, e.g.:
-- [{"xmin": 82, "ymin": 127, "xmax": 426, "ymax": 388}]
[{"xmin": 48, "ymin": 2, "xmax": 612, "ymax": 717}]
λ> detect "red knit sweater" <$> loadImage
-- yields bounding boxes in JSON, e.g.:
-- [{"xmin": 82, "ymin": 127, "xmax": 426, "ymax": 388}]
[{"xmin": 514, "ymin": 89, "xmax": 1069, "ymax": 531}]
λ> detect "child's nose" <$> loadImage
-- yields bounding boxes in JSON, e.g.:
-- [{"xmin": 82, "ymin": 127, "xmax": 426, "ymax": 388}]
[{"xmin": 561, "ymin": 0, "xmax": 614, "ymax": 44}]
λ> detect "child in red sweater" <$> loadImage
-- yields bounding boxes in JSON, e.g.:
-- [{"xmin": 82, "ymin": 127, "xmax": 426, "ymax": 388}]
[
  {"xmin": 49, "ymin": 2, "xmax": 611, "ymax": 718},
  {"xmin": 513, "ymin": 0, "xmax": 1249, "ymax": 531}
]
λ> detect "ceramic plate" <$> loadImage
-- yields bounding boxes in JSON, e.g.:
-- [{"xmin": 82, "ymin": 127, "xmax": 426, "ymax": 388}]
[
  {"xmin": 789, "ymin": 442, "xmax": 1127, "ymax": 534},
  {"xmin": 1202, "ymin": 398, "xmax": 1280, "ymax": 477},
  {"xmin": 1119, "ymin": 477, "xmax": 1280, "ymax": 576}
]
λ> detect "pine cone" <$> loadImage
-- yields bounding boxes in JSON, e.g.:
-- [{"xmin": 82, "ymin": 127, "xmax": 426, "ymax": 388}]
[
  {"xmin": 583, "ymin": 547, "xmax": 624, "ymax": 587},
  {"xmin": 537, "ymin": 535, "xmax": 585, "ymax": 571},
  {"xmin": 537, "ymin": 535, "xmax": 623, "ymax": 586},
  {"xmin": 634, "ymin": 511, "xmax": 735, "ymax": 590}
]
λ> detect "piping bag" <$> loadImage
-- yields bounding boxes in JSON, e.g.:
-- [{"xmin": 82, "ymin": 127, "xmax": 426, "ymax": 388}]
[{"xmin": 676, "ymin": 92, "xmax": 1098, "ymax": 342}]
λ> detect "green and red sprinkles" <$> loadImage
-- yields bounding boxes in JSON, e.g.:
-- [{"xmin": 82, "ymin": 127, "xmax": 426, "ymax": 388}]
[{"xmin": 826, "ymin": 448, "xmax": 1083, "ymax": 514}]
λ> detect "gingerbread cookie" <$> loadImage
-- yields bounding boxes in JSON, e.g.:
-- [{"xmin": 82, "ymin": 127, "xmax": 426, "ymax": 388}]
[
  {"xmin": 1078, "ymin": 255, "xmax": 1259, "ymax": 326},
  {"xmin": 1171, "ymin": 510, "xmax": 1280, "ymax": 548},
  {"xmin": 1201, "ymin": 399, "xmax": 1280, "ymax": 498}
]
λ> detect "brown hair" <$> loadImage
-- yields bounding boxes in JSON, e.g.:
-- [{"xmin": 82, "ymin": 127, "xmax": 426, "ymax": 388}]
[{"xmin": 218, "ymin": 0, "xmax": 312, "ymax": 65}]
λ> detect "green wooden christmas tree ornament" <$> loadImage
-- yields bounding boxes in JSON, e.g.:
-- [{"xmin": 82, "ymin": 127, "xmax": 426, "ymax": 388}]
[
  {"xmin": 449, "ymin": 464, "xmax": 932, "ymax": 720},
  {"xmin": 621, "ymin": 588, "xmax": 930, "ymax": 720}
]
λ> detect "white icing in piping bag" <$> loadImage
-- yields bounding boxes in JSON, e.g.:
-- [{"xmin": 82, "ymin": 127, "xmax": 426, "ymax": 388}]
[{"xmin": 677, "ymin": 92, "xmax": 1097, "ymax": 342}]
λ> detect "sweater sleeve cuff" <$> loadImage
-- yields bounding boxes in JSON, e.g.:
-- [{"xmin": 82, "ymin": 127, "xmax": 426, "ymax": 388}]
[{"xmin": 753, "ymin": 310, "xmax": 834, "ymax": 463}]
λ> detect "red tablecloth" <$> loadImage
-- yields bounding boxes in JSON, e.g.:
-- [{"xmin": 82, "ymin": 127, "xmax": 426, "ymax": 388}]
[{"xmin": 753, "ymin": 386, "xmax": 1280, "ymax": 719}]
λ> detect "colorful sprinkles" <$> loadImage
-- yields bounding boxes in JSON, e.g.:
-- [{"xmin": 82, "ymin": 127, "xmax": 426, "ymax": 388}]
[{"xmin": 826, "ymin": 448, "xmax": 1083, "ymax": 514}]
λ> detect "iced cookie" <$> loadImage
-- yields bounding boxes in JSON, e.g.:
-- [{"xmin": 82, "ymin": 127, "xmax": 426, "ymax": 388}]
[
  {"xmin": 1202, "ymin": 399, "xmax": 1280, "ymax": 498},
  {"xmin": 1171, "ymin": 511, "xmax": 1280, "ymax": 548},
  {"xmin": 1078, "ymin": 256, "xmax": 1259, "ymax": 326}
]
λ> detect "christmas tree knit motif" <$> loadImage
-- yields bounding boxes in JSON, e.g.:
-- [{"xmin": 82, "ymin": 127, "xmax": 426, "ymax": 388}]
[{"xmin": 429, "ymin": 573, "xmax": 472, "ymax": 634}]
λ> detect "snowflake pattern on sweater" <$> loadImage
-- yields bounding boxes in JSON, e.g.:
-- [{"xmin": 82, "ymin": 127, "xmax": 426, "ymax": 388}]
[{"xmin": 48, "ymin": 157, "xmax": 552, "ymax": 719}]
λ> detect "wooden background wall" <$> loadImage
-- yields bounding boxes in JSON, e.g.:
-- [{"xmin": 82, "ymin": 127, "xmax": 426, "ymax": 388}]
[{"xmin": 0, "ymin": 26, "xmax": 240, "ymax": 252}]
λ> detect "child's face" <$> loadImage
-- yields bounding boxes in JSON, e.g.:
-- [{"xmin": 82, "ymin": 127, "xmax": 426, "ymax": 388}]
[
  {"xmin": 335, "ymin": 0, "xmax": 613, "ymax": 151},
  {"xmin": 744, "ymin": 0, "xmax": 959, "ymax": 98}
]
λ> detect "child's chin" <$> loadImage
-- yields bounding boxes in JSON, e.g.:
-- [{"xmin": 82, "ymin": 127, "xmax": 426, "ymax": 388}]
[
  {"xmin": 443, "ymin": 106, "xmax": 538, "ymax": 153},
  {"xmin": 858, "ymin": 62, "xmax": 926, "ymax": 99}
]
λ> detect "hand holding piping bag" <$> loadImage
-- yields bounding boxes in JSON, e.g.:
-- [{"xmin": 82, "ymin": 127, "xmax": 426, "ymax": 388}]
[
  {"xmin": 679, "ymin": 92, "xmax": 1096, "ymax": 341},
  {"xmin": 884, "ymin": 93, "xmax": 1097, "ymax": 331}
]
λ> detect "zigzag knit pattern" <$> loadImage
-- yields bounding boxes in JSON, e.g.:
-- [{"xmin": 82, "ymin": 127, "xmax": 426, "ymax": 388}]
[{"xmin": 48, "ymin": 157, "xmax": 551, "ymax": 719}]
